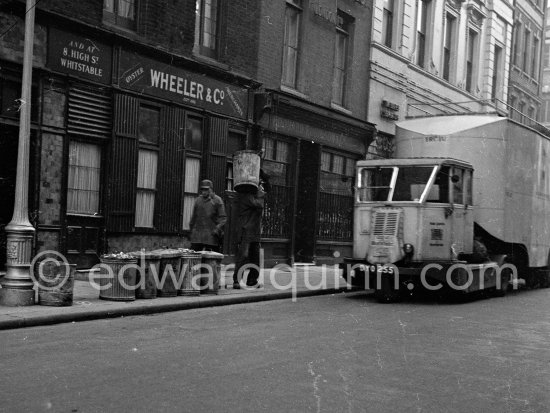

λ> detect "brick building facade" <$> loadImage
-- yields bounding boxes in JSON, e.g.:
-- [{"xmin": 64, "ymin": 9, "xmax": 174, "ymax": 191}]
[{"xmin": 0, "ymin": 0, "xmax": 375, "ymax": 269}]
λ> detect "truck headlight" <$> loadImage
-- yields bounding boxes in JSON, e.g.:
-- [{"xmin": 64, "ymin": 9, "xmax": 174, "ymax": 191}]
[{"xmin": 403, "ymin": 243, "xmax": 414, "ymax": 257}]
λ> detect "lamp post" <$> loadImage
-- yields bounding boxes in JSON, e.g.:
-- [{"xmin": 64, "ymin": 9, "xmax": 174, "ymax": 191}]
[{"xmin": 0, "ymin": 0, "xmax": 37, "ymax": 306}]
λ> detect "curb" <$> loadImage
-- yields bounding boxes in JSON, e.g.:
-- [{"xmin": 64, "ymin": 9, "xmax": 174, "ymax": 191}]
[{"xmin": 0, "ymin": 287, "xmax": 354, "ymax": 331}]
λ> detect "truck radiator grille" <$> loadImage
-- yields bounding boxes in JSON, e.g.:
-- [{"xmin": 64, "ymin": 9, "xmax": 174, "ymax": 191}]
[{"xmin": 372, "ymin": 209, "xmax": 400, "ymax": 236}]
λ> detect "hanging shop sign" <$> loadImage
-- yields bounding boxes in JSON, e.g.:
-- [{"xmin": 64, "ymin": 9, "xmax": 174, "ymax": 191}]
[
  {"xmin": 47, "ymin": 28, "xmax": 112, "ymax": 84},
  {"xmin": 118, "ymin": 51, "xmax": 249, "ymax": 120}
]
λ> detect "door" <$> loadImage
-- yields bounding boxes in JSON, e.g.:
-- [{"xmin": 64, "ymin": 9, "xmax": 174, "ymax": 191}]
[
  {"xmin": 65, "ymin": 140, "xmax": 104, "ymax": 269},
  {"xmin": 0, "ymin": 126, "xmax": 18, "ymax": 271}
]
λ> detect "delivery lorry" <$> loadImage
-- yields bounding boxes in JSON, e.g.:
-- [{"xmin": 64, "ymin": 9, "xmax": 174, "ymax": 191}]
[{"xmin": 342, "ymin": 115, "xmax": 550, "ymax": 301}]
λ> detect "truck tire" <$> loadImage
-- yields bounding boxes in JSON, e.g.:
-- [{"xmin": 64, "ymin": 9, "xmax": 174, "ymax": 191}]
[{"xmin": 494, "ymin": 267, "xmax": 511, "ymax": 297}]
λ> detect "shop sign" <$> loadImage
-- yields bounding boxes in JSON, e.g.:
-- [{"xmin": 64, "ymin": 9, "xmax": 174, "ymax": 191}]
[
  {"xmin": 118, "ymin": 51, "xmax": 249, "ymax": 120},
  {"xmin": 47, "ymin": 28, "xmax": 112, "ymax": 84},
  {"xmin": 380, "ymin": 99, "xmax": 399, "ymax": 121}
]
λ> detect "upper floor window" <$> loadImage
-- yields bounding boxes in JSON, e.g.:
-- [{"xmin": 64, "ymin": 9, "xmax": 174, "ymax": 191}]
[
  {"xmin": 195, "ymin": 0, "xmax": 220, "ymax": 58},
  {"xmin": 282, "ymin": 0, "xmax": 302, "ymax": 88},
  {"xmin": 544, "ymin": 44, "xmax": 550, "ymax": 70},
  {"xmin": 332, "ymin": 10, "xmax": 353, "ymax": 106},
  {"xmin": 103, "ymin": 0, "xmax": 136, "ymax": 30},
  {"xmin": 443, "ymin": 13, "xmax": 456, "ymax": 81},
  {"xmin": 531, "ymin": 36, "xmax": 540, "ymax": 79},
  {"xmin": 415, "ymin": 0, "xmax": 431, "ymax": 68},
  {"xmin": 466, "ymin": 29, "xmax": 479, "ymax": 93},
  {"xmin": 492, "ymin": 45, "xmax": 503, "ymax": 103},
  {"xmin": 523, "ymin": 29, "xmax": 531, "ymax": 73},
  {"xmin": 512, "ymin": 22, "xmax": 521, "ymax": 67},
  {"xmin": 382, "ymin": 0, "xmax": 394, "ymax": 48}
]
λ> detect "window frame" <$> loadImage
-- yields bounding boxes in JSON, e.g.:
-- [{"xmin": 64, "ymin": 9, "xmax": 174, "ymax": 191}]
[
  {"xmin": 194, "ymin": 0, "xmax": 221, "ymax": 59},
  {"xmin": 181, "ymin": 113, "xmax": 205, "ymax": 231},
  {"xmin": 281, "ymin": 0, "xmax": 303, "ymax": 89},
  {"xmin": 134, "ymin": 103, "xmax": 161, "ymax": 229},
  {"xmin": 332, "ymin": 10, "xmax": 353, "ymax": 107},
  {"xmin": 415, "ymin": 0, "xmax": 432, "ymax": 69},
  {"xmin": 103, "ymin": 0, "xmax": 137, "ymax": 30},
  {"xmin": 465, "ymin": 28, "xmax": 479, "ymax": 93},
  {"xmin": 382, "ymin": 0, "xmax": 394, "ymax": 48},
  {"xmin": 442, "ymin": 11, "xmax": 457, "ymax": 82}
]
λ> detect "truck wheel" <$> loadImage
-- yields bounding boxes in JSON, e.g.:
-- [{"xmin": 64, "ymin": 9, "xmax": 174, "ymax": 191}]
[
  {"xmin": 374, "ymin": 276, "xmax": 402, "ymax": 303},
  {"xmin": 539, "ymin": 267, "xmax": 550, "ymax": 289},
  {"xmin": 494, "ymin": 267, "xmax": 511, "ymax": 297}
]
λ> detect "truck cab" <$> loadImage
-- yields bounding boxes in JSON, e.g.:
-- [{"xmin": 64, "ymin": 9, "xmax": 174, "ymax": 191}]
[{"xmin": 343, "ymin": 158, "xmax": 482, "ymax": 300}]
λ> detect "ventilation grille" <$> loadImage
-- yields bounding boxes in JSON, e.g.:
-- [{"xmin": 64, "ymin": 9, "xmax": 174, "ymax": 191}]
[
  {"xmin": 68, "ymin": 86, "xmax": 112, "ymax": 139},
  {"xmin": 372, "ymin": 209, "xmax": 400, "ymax": 236}
]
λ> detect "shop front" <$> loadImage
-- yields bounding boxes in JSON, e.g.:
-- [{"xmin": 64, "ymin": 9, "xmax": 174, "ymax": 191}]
[{"xmin": 256, "ymin": 91, "xmax": 376, "ymax": 266}]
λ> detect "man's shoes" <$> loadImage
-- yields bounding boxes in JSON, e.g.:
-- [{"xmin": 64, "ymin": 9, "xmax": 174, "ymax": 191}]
[
  {"xmin": 232, "ymin": 282, "xmax": 241, "ymax": 289},
  {"xmin": 245, "ymin": 283, "xmax": 263, "ymax": 289}
]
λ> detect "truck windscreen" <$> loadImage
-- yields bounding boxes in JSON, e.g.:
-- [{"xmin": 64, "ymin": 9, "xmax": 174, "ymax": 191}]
[{"xmin": 358, "ymin": 166, "xmax": 436, "ymax": 202}]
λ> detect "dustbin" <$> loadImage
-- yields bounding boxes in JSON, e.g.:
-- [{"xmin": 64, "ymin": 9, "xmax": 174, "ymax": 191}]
[
  {"xmin": 152, "ymin": 249, "xmax": 183, "ymax": 297},
  {"xmin": 199, "ymin": 251, "xmax": 224, "ymax": 294},
  {"xmin": 130, "ymin": 250, "xmax": 162, "ymax": 299},
  {"xmin": 98, "ymin": 254, "xmax": 138, "ymax": 301},
  {"xmin": 178, "ymin": 250, "xmax": 202, "ymax": 296},
  {"xmin": 36, "ymin": 261, "xmax": 76, "ymax": 306}
]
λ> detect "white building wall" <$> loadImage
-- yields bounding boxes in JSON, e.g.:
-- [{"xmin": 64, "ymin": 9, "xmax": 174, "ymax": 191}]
[{"xmin": 368, "ymin": 0, "xmax": 514, "ymax": 144}]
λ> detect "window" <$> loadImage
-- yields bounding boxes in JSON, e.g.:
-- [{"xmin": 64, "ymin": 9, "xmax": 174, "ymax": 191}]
[
  {"xmin": 182, "ymin": 116, "xmax": 203, "ymax": 230},
  {"xmin": 103, "ymin": 0, "xmax": 136, "ymax": 29},
  {"xmin": 0, "ymin": 78, "xmax": 38, "ymax": 120},
  {"xmin": 523, "ymin": 29, "xmax": 530, "ymax": 72},
  {"xmin": 512, "ymin": 22, "xmax": 521, "ymax": 67},
  {"xmin": 135, "ymin": 150, "xmax": 158, "ymax": 228},
  {"xmin": 195, "ymin": 0, "xmax": 220, "ymax": 58},
  {"xmin": 544, "ymin": 44, "xmax": 550, "ymax": 69},
  {"xmin": 416, "ymin": 0, "xmax": 431, "ymax": 68},
  {"xmin": 466, "ymin": 29, "xmax": 478, "ymax": 92},
  {"xmin": 282, "ymin": 0, "xmax": 302, "ymax": 88},
  {"xmin": 531, "ymin": 36, "xmax": 539, "ymax": 78},
  {"xmin": 318, "ymin": 151, "xmax": 355, "ymax": 240},
  {"xmin": 491, "ymin": 45, "xmax": 502, "ymax": 102},
  {"xmin": 443, "ymin": 13, "xmax": 456, "ymax": 81},
  {"xmin": 518, "ymin": 101, "xmax": 525, "ymax": 123},
  {"xmin": 382, "ymin": 0, "xmax": 394, "ymax": 48},
  {"xmin": 67, "ymin": 141, "xmax": 102, "ymax": 215},
  {"xmin": 261, "ymin": 136, "xmax": 294, "ymax": 238},
  {"xmin": 332, "ymin": 10, "xmax": 352, "ymax": 106},
  {"xmin": 135, "ymin": 105, "xmax": 160, "ymax": 228},
  {"xmin": 509, "ymin": 95, "xmax": 517, "ymax": 120}
]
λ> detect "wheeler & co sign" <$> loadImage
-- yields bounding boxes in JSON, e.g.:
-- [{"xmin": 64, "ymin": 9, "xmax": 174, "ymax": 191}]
[
  {"xmin": 47, "ymin": 28, "xmax": 112, "ymax": 84},
  {"xmin": 118, "ymin": 51, "xmax": 249, "ymax": 119}
]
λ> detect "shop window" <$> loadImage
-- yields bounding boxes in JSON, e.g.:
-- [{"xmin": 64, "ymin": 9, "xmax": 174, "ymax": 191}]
[
  {"xmin": 282, "ymin": 0, "xmax": 302, "ymax": 89},
  {"xmin": 195, "ymin": 0, "xmax": 220, "ymax": 58},
  {"xmin": 135, "ymin": 149, "xmax": 158, "ymax": 228},
  {"xmin": 103, "ymin": 0, "xmax": 136, "ymax": 30},
  {"xmin": 0, "ymin": 78, "xmax": 38, "ymax": 121},
  {"xmin": 182, "ymin": 157, "xmax": 201, "ymax": 230},
  {"xmin": 185, "ymin": 116, "xmax": 203, "ymax": 151},
  {"xmin": 139, "ymin": 105, "xmax": 160, "ymax": 145},
  {"xmin": 318, "ymin": 151, "xmax": 356, "ymax": 240},
  {"xmin": 332, "ymin": 10, "xmax": 352, "ymax": 107},
  {"xmin": 67, "ymin": 141, "xmax": 102, "ymax": 215},
  {"xmin": 261, "ymin": 136, "xmax": 294, "ymax": 238},
  {"xmin": 182, "ymin": 115, "xmax": 204, "ymax": 230}
]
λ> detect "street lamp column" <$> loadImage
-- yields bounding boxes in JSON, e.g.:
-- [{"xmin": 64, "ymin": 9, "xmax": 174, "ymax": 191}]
[{"xmin": 0, "ymin": 0, "xmax": 37, "ymax": 306}]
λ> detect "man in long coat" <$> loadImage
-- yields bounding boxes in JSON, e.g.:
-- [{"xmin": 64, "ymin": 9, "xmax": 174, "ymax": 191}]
[{"xmin": 189, "ymin": 179, "xmax": 227, "ymax": 252}]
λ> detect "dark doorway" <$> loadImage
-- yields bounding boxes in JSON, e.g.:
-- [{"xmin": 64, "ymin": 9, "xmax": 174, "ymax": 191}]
[
  {"xmin": 294, "ymin": 140, "xmax": 321, "ymax": 262},
  {"xmin": 0, "ymin": 126, "xmax": 18, "ymax": 271}
]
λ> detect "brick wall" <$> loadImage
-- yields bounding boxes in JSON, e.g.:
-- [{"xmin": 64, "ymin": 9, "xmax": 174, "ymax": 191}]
[
  {"xmin": 0, "ymin": 12, "xmax": 46, "ymax": 67},
  {"xmin": 38, "ymin": 133, "xmax": 64, "ymax": 227},
  {"xmin": 42, "ymin": 87, "xmax": 66, "ymax": 128}
]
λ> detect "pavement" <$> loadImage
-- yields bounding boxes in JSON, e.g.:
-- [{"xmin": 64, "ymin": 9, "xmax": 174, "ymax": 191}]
[{"xmin": 0, "ymin": 264, "xmax": 353, "ymax": 330}]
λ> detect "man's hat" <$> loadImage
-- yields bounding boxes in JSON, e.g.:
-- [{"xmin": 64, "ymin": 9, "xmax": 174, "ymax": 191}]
[{"xmin": 200, "ymin": 179, "xmax": 213, "ymax": 189}]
